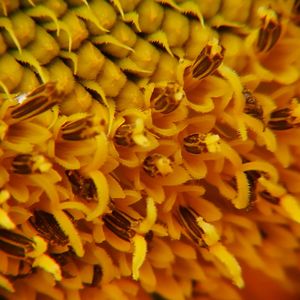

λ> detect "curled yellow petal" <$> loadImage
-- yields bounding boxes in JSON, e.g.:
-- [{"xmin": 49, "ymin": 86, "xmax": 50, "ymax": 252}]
[
  {"xmin": 138, "ymin": 197, "xmax": 157, "ymax": 233},
  {"xmin": 196, "ymin": 217, "xmax": 219, "ymax": 246},
  {"xmin": 53, "ymin": 209, "xmax": 84, "ymax": 257},
  {"xmin": 0, "ymin": 274, "xmax": 14, "ymax": 292},
  {"xmin": 210, "ymin": 243, "xmax": 244, "ymax": 288},
  {"xmin": 33, "ymin": 254, "xmax": 62, "ymax": 281},
  {"xmin": 27, "ymin": 236, "xmax": 47, "ymax": 258},
  {"xmin": 132, "ymin": 234, "xmax": 147, "ymax": 280},
  {"xmin": 86, "ymin": 170, "xmax": 109, "ymax": 220}
]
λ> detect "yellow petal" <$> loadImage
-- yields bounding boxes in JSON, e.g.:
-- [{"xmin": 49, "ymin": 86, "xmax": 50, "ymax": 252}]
[
  {"xmin": 209, "ymin": 243, "xmax": 244, "ymax": 288},
  {"xmin": 138, "ymin": 196, "xmax": 157, "ymax": 233},
  {"xmin": 280, "ymin": 194, "xmax": 300, "ymax": 223},
  {"xmin": 86, "ymin": 170, "xmax": 109, "ymax": 220},
  {"xmin": 0, "ymin": 208, "xmax": 15, "ymax": 229},
  {"xmin": 0, "ymin": 274, "xmax": 14, "ymax": 292},
  {"xmin": 196, "ymin": 217, "xmax": 220, "ymax": 246},
  {"xmin": 132, "ymin": 234, "xmax": 147, "ymax": 280},
  {"xmin": 53, "ymin": 209, "xmax": 84, "ymax": 257},
  {"xmin": 33, "ymin": 254, "xmax": 62, "ymax": 281}
]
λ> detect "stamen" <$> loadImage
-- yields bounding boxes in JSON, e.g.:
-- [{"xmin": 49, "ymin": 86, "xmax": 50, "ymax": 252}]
[
  {"xmin": 103, "ymin": 208, "xmax": 137, "ymax": 242},
  {"xmin": 144, "ymin": 230, "xmax": 154, "ymax": 242},
  {"xmin": 268, "ymin": 98, "xmax": 300, "ymax": 130},
  {"xmin": 259, "ymin": 190, "xmax": 280, "ymax": 204},
  {"xmin": 257, "ymin": 7, "xmax": 281, "ymax": 52},
  {"xmin": 191, "ymin": 38, "xmax": 225, "ymax": 80},
  {"xmin": 114, "ymin": 119, "xmax": 150, "ymax": 148},
  {"xmin": 0, "ymin": 229, "xmax": 33, "ymax": 246},
  {"xmin": 0, "ymin": 229, "xmax": 33, "ymax": 258},
  {"xmin": 177, "ymin": 206, "xmax": 206, "ymax": 247},
  {"xmin": 245, "ymin": 170, "xmax": 261, "ymax": 203},
  {"xmin": 143, "ymin": 153, "xmax": 173, "ymax": 177},
  {"xmin": 61, "ymin": 115, "xmax": 102, "ymax": 141},
  {"xmin": 151, "ymin": 82, "xmax": 184, "ymax": 114},
  {"xmin": 114, "ymin": 124, "xmax": 135, "ymax": 147},
  {"xmin": 65, "ymin": 170, "xmax": 97, "ymax": 201},
  {"xmin": 243, "ymin": 88, "xmax": 264, "ymax": 121},
  {"xmin": 183, "ymin": 133, "xmax": 221, "ymax": 154},
  {"xmin": 29, "ymin": 210, "xmax": 69, "ymax": 246},
  {"xmin": 0, "ymin": 239, "xmax": 26, "ymax": 258},
  {"xmin": 10, "ymin": 82, "xmax": 58, "ymax": 121},
  {"xmin": 51, "ymin": 250, "xmax": 74, "ymax": 267},
  {"xmin": 12, "ymin": 154, "xmax": 51, "ymax": 174},
  {"xmin": 11, "ymin": 154, "xmax": 32, "ymax": 174},
  {"xmin": 293, "ymin": 0, "xmax": 300, "ymax": 14},
  {"xmin": 103, "ymin": 215, "xmax": 135, "ymax": 241},
  {"xmin": 91, "ymin": 265, "xmax": 103, "ymax": 287}
]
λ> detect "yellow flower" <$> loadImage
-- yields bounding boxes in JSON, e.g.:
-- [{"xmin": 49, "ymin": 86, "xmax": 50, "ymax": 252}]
[{"xmin": 1, "ymin": 0, "xmax": 300, "ymax": 300}]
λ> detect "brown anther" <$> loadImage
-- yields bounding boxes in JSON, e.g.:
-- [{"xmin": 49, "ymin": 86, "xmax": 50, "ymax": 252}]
[
  {"xmin": 65, "ymin": 170, "xmax": 97, "ymax": 201},
  {"xmin": 183, "ymin": 133, "xmax": 221, "ymax": 155},
  {"xmin": 177, "ymin": 206, "xmax": 206, "ymax": 247},
  {"xmin": 10, "ymin": 82, "xmax": 58, "ymax": 121},
  {"xmin": 61, "ymin": 115, "xmax": 100, "ymax": 141},
  {"xmin": 257, "ymin": 7, "xmax": 281, "ymax": 52},
  {"xmin": 151, "ymin": 82, "xmax": 184, "ymax": 114},
  {"xmin": 143, "ymin": 153, "xmax": 173, "ymax": 177},
  {"xmin": 293, "ymin": 0, "xmax": 300, "ymax": 14},
  {"xmin": 191, "ymin": 39, "xmax": 225, "ymax": 80},
  {"xmin": 12, "ymin": 154, "xmax": 50, "ymax": 174},
  {"xmin": 114, "ymin": 124, "xmax": 134, "ymax": 147},
  {"xmin": 243, "ymin": 88, "xmax": 264, "ymax": 121},
  {"xmin": 183, "ymin": 133, "xmax": 209, "ymax": 154},
  {"xmin": 145, "ymin": 230, "xmax": 154, "ymax": 243},
  {"xmin": 0, "ymin": 229, "xmax": 33, "ymax": 258},
  {"xmin": 268, "ymin": 99, "xmax": 300, "ymax": 130},
  {"xmin": 103, "ymin": 208, "xmax": 138, "ymax": 242},
  {"xmin": 259, "ymin": 190, "xmax": 280, "ymax": 204},
  {"xmin": 29, "ymin": 210, "xmax": 68, "ymax": 246},
  {"xmin": 87, "ymin": 265, "xmax": 103, "ymax": 287},
  {"xmin": 245, "ymin": 170, "xmax": 261, "ymax": 204},
  {"xmin": 12, "ymin": 154, "xmax": 33, "ymax": 174},
  {"xmin": 103, "ymin": 214, "xmax": 135, "ymax": 242}
]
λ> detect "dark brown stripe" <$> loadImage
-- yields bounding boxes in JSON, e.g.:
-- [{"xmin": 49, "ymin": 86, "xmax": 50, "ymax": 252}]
[
  {"xmin": 268, "ymin": 120, "xmax": 294, "ymax": 130},
  {"xmin": 178, "ymin": 206, "xmax": 204, "ymax": 239},
  {"xmin": 11, "ymin": 97, "xmax": 49, "ymax": 118},
  {"xmin": 62, "ymin": 119, "xmax": 86, "ymax": 132},
  {"xmin": 145, "ymin": 230, "xmax": 154, "ymax": 242},
  {"xmin": 65, "ymin": 171, "xmax": 97, "ymax": 200},
  {"xmin": 91, "ymin": 265, "xmax": 102, "ymax": 287},
  {"xmin": 268, "ymin": 24, "xmax": 281, "ymax": 51},
  {"xmin": 270, "ymin": 108, "xmax": 290, "ymax": 118},
  {"xmin": 259, "ymin": 190, "xmax": 280, "ymax": 204},
  {"xmin": 12, "ymin": 166, "xmax": 32, "ymax": 174},
  {"xmin": 103, "ymin": 214, "xmax": 130, "ymax": 232},
  {"xmin": 30, "ymin": 211, "xmax": 68, "ymax": 246},
  {"xmin": 257, "ymin": 27, "xmax": 269, "ymax": 51},
  {"xmin": 103, "ymin": 215, "xmax": 134, "ymax": 241},
  {"xmin": 0, "ymin": 239, "xmax": 25, "ymax": 258},
  {"xmin": 62, "ymin": 132, "xmax": 84, "ymax": 141},
  {"xmin": 111, "ymin": 210, "xmax": 131, "ymax": 228},
  {"xmin": 245, "ymin": 170, "xmax": 260, "ymax": 202},
  {"xmin": 0, "ymin": 229, "xmax": 33, "ymax": 246},
  {"xmin": 193, "ymin": 57, "xmax": 211, "ymax": 78}
]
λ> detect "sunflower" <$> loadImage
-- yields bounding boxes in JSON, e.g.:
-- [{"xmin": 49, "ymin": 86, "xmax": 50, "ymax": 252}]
[{"xmin": 0, "ymin": 0, "xmax": 300, "ymax": 299}]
